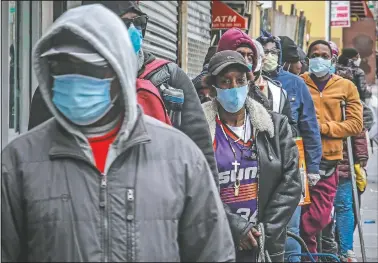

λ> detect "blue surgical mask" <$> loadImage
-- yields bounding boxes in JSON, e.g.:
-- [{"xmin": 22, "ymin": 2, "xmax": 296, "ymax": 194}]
[
  {"xmin": 309, "ymin": 57, "xmax": 331, "ymax": 78},
  {"xmin": 247, "ymin": 63, "xmax": 253, "ymax": 72},
  {"xmin": 52, "ymin": 74, "xmax": 115, "ymax": 126},
  {"xmin": 215, "ymin": 85, "xmax": 248, "ymax": 113},
  {"xmin": 329, "ymin": 64, "xmax": 336, "ymax": 74},
  {"xmin": 128, "ymin": 23, "xmax": 143, "ymax": 54}
]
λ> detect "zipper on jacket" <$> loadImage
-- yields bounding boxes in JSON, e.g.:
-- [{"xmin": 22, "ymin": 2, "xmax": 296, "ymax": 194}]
[
  {"xmin": 319, "ymin": 91, "xmax": 325, "ymax": 124},
  {"xmin": 100, "ymin": 173, "xmax": 109, "ymax": 263},
  {"xmin": 255, "ymin": 131, "xmax": 261, "ymax": 223},
  {"xmin": 126, "ymin": 188, "xmax": 135, "ymax": 262}
]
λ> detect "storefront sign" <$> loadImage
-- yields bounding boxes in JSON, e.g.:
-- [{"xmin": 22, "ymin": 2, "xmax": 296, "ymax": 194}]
[
  {"xmin": 331, "ymin": 1, "xmax": 351, "ymax": 27},
  {"xmin": 211, "ymin": 0, "xmax": 247, "ymax": 30}
]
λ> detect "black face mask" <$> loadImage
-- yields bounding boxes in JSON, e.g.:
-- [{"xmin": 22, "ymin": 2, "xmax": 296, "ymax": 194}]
[
  {"xmin": 254, "ymin": 70, "xmax": 261, "ymax": 82},
  {"xmin": 199, "ymin": 94, "xmax": 212, "ymax": 104}
]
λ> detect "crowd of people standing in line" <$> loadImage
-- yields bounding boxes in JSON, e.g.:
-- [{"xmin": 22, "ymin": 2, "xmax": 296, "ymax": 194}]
[{"xmin": 1, "ymin": 1, "xmax": 374, "ymax": 262}]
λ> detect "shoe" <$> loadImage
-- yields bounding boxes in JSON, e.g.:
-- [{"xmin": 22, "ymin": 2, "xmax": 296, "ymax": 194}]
[{"xmin": 340, "ymin": 250, "xmax": 358, "ymax": 262}]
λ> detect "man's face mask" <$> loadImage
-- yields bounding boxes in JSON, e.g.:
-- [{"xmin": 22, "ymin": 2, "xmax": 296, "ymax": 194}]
[
  {"xmin": 214, "ymin": 85, "xmax": 248, "ymax": 113},
  {"xmin": 199, "ymin": 94, "xmax": 212, "ymax": 104},
  {"xmin": 122, "ymin": 15, "xmax": 148, "ymax": 54},
  {"xmin": 52, "ymin": 74, "xmax": 117, "ymax": 126},
  {"xmin": 309, "ymin": 57, "xmax": 332, "ymax": 78},
  {"xmin": 254, "ymin": 68, "xmax": 263, "ymax": 82},
  {"xmin": 353, "ymin": 57, "xmax": 361, "ymax": 67},
  {"xmin": 49, "ymin": 58, "xmax": 118, "ymax": 126},
  {"xmin": 263, "ymin": 53, "xmax": 279, "ymax": 72},
  {"xmin": 128, "ymin": 24, "xmax": 143, "ymax": 54}
]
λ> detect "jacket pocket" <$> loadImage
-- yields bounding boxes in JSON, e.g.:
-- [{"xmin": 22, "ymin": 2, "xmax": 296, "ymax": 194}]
[
  {"xmin": 289, "ymin": 95, "xmax": 299, "ymax": 121},
  {"xmin": 322, "ymin": 137, "xmax": 343, "ymax": 157},
  {"xmin": 27, "ymin": 194, "xmax": 71, "ymax": 224}
]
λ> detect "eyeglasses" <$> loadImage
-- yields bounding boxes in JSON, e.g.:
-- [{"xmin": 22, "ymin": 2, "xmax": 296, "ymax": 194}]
[
  {"xmin": 264, "ymin": 48, "xmax": 280, "ymax": 56},
  {"xmin": 122, "ymin": 15, "xmax": 148, "ymax": 30},
  {"xmin": 48, "ymin": 56, "xmax": 112, "ymax": 79}
]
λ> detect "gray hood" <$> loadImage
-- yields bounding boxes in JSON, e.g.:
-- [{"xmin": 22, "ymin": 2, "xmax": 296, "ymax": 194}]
[{"xmin": 32, "ymin": 4, "xmax": 137, "ymax": 149}]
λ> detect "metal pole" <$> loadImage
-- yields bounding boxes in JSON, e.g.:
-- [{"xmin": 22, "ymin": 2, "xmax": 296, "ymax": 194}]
[{"xmin": 341, "ymin": 101, "xmax": 367, "ymax": 262}]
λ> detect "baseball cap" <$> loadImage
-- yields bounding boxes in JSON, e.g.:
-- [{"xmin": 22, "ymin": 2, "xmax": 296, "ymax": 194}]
[
  {"xmin": 41, "ymin": 32, "xmax": 108, "ymax": 66},
  {"xmin": 208, "ymin": 50, "xmax": 250, "ymax": 76},
  {"xmin": 41, "ymin": 44, "xmax": 107, "ymax": 67}
]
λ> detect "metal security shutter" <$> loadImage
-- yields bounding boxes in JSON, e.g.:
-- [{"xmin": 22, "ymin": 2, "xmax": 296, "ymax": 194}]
[
  {"xmin": 187, "ymin": 1, "xmax": 211, "ymax": 78},
  {"xmin": 139, "ymin": 1, "xmax": 178, "ymax": 62}
]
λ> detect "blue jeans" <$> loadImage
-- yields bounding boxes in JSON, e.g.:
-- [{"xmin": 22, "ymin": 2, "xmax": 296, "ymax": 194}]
[
  {"xmin": 284, "ymin": 206, "xmax": 302, "ymax": 262},
  {"xmin": 335, "ymin": 178, "xmax": 354, "ymax": 255}
]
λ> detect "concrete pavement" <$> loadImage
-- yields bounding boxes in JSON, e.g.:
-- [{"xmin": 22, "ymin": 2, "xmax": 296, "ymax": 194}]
[
  {"xmin": 353, "ymin": 145, "xmax": 378, "ymax": 262},
  {"xmin": 354, "ymin": 81, "xmax": 378, "ymax": 261}
]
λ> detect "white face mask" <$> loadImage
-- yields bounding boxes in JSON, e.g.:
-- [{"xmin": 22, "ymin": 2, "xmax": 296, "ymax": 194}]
[{"xmin": 353, "ymin": 57, "xmax": 361, "ymax": 67}]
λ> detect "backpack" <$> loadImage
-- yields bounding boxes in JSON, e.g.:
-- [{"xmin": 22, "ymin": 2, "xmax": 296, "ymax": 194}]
[{"xmin": 136, "ymin": 59, "xmax": 172, "ymax": 125}]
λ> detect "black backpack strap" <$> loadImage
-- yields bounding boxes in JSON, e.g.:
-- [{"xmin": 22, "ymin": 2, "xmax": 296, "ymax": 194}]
[{"xmin": 145, "ymin": 64, "xmax": 171, "ymax": 87}]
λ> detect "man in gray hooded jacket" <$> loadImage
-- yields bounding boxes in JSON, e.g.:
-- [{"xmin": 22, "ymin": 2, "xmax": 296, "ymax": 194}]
[
  {"xmin": 28, "ymin": 1, "xmax": 219, "ymax": 188},
  {"xmin": 1, "ymin": 4, "xmax": 234, "ymax": 262}
]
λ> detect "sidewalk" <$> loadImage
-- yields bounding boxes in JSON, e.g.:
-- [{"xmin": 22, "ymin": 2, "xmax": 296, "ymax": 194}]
[{"xmin": 354, "ymin": 145, "xmax": 378, "ymax": 261}]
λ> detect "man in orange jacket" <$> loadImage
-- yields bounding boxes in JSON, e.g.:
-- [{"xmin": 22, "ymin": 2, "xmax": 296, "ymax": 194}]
[{"xmin": 300, "ymin": 40, "xmax": 363, "ymax": 255}]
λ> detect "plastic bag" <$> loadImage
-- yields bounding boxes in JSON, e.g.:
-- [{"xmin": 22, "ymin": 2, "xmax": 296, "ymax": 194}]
[{"xmin": 355, "ymin": 163, "xmax": 367, "ymax": 193}]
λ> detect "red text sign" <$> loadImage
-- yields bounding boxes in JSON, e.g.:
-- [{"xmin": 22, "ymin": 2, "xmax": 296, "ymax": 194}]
[{"xmin": 212, "ymin": 0, "xmax": 247, "ymax": 30}]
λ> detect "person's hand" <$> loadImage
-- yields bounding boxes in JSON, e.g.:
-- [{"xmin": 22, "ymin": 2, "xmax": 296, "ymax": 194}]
[
  {"xmin": 239, "ymin": 228, "xmax": 261, "ymax": 250},
  {"xmin": 308, "ymin": 173, "xmax": 321, "ymax": 186},
  {"xmin": 360, "ymin": 160, "xmax": 368, "ymax": 168},
  {"xmin": 308, "ymin": 173, "xmax": 321, "ymax": 187}
]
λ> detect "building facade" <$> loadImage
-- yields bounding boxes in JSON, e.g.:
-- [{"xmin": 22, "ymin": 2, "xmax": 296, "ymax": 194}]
[{"xmin": 275, "ymin": 1, "xmax": 344, "ymax": 49}]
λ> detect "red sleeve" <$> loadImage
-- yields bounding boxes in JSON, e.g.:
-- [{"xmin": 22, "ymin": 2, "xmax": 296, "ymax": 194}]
[{"xmin": 352, "ymin": 129, "xmax": 369, "ymax": 164}]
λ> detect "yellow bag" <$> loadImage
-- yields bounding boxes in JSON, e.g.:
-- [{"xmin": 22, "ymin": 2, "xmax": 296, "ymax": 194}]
[{"xmin": 354, "ymin": 164, "xmax": 367, "ymax": 192}]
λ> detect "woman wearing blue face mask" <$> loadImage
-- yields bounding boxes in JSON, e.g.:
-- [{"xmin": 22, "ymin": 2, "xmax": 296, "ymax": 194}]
[{"xmin": 202, "ymin": 50, "xmax": 301, "ymax": 262}]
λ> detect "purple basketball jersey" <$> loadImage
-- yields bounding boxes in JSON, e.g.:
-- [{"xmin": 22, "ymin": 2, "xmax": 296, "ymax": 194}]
[{"xmin": 214, "ymin": 119, "xmax": 259, "ymax": 224}]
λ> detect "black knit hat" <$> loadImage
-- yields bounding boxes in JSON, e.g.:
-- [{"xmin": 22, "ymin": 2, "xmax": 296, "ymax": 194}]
[
  {"xmin": 81, "ymin": 1, "xmax": 146, "ymax": 17},
  {"xmin": 279, "ymin": 36, "xmax": 299, "ymax": 63},
  {"xmin": 341, "ymin": 48, "xmax": 359, "ymax": 58}
]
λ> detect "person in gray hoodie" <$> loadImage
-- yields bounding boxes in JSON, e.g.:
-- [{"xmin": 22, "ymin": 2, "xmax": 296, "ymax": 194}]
[
  {"xmin": 1, "ymin": 4, "xmax": 235, "ymax": 262},
  {"xmin": 28, "ymin": 1, "xmax": 219, "ymax": 190}
]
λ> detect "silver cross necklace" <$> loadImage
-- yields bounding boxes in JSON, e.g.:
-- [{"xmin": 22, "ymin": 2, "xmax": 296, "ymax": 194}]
[{"xmin": 217, "ymin": 111, "xmax": 247, "ymax": 197}]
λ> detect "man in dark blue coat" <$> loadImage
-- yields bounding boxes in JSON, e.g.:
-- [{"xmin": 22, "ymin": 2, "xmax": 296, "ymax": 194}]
[{"xmin": 257, "ymin": 31, "xmax": 322, "ymax": 262}]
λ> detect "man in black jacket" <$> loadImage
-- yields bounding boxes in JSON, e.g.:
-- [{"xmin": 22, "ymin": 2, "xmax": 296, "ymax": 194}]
[
  {"xmin": 28, "ymin": 1, "xmax": 218, "ymax": 186},
  {"xmin": 338, "ymin": 48, "xmax": 371, "ymax": 102}
]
